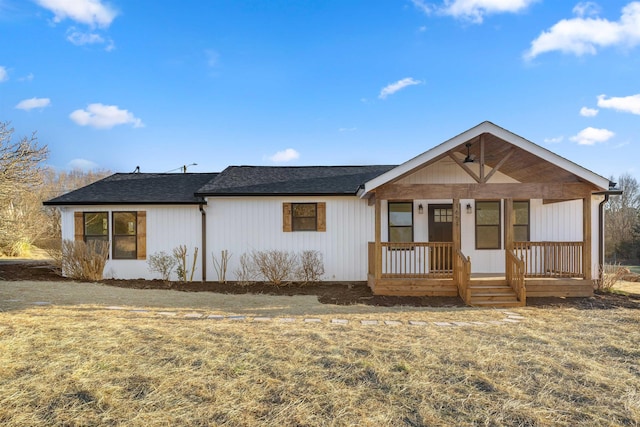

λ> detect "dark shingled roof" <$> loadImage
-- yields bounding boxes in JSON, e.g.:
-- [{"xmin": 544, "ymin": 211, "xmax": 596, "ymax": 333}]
[
  {"xmin": 44, "ymin": 173, "xmax": 219, "ymax": 205},
  {"xmin": 195, "ymin": 165, "xmax": 397, "ymax": 196}
]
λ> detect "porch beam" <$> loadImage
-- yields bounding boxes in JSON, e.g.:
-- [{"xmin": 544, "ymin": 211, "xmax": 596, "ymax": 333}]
[
  {"xmin": 583, "ymin": 196, "xmax": 592, "ymax": 280},
  {"xmin": 376, "ymin": 183, "xmax": 594, "ymax": 200},
  {"xmin": 448, "ymin": 153, "xmax": 481, "ymax": 183}
]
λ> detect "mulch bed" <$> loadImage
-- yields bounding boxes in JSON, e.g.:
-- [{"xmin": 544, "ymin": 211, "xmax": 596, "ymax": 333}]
[{"xmin": 1, "ymin": 261, "xmax": 639, "ymax": 309}]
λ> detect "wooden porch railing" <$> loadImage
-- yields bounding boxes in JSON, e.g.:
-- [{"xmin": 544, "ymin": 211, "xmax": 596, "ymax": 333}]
[
  {"xmin": 506, "ymin": 249, "xmax": 526, "ymax": 305},
  {"xmin": 454, "ymin": 249, "xmax": 471, "ymax": 304},
  {"xmin": 375, "ymin": 242, "xmax": 454, "ymax": 278},
  {"xmin": 513, "ymin": 241, "xmax": 583, "ymax": 278}
]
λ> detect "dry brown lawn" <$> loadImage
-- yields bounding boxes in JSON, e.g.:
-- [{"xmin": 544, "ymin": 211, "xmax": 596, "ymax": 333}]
[{"xmin": 0, "ymin": 281, "xmax": 639, "ymax": 426}]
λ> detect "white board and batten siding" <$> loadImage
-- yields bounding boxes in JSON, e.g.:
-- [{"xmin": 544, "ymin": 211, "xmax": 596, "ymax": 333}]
[
  {"xmin": 60, "ymin": 205, "xmax": 203, "ymax": 280},
  {"xmin": 205, "ymin": 196, "xmax": 374, "ymax": 282}
]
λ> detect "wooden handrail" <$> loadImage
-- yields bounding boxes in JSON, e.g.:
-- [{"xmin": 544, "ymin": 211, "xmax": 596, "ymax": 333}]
[
  {"xmin": 454, "ymin": 249, "xmax": 471, "ymax": 304},
  {"xmin": 506, "ymin": 249, "xmax": 526, "ymax": 305},
  {"xmin": 513, "ymin": 241, "xmax": 583, "ymax": 278},
  {"xmin": 376, "ymin": 242, "xmax": 454, "ymax": 278}
]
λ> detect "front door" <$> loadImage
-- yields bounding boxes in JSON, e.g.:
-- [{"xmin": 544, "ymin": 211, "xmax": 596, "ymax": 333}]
[{"xmin": 428, "ymin": 204, "xmax": 453, "ymax": 272}]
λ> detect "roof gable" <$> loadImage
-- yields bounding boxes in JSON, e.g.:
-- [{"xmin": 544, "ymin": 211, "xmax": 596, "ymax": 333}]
[
  {"xmin": 361, "ymin": 121, "xmax": 610, "ymax": 195},
  {"xmin": 44, "ymin": 173, "xmax": 219, "ymax": 206}
]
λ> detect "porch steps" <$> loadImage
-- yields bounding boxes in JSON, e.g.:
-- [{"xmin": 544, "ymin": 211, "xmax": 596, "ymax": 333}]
[{"xmin": 468, "ymin": 280, "xmax": 522, "ymax": 308}]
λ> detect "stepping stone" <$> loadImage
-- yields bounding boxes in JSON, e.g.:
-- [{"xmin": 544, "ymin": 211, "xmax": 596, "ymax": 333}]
[
  {"xmin": 361, "ymin": 320, "xmax": 378, "ymax": 326},
  {"xmin": 130, "ymin": 309, "xmax": 148, "ymax": 313},
  {"xmin": 253, "ymin": 317, "xmax": 272, "ymax": 322},
  {"xmin": 228, "ymin": 315, "xmax": 245, "ymax": 321},
  {"xmin": 488, "ymin": 321, "xmax": 506, "ymax": 325},
  {"xmin": 409, "ymin": 320, "xmax": 427, "ymax": 326},
  {"xmin": 508, "ymin": 315, "xmax": 526, "ymax": 320},
  {"xmin": 434, "ymin": 322, "xmax": 453, "ymax": 327},
  {"xmin": 502, "ymin": 318, "xmax": 520, "ymax": 323},
  {"xmin": 502, "ymin": 311, "xmax": 518, "ymax": 316},
  {"xmin": 470, "ymin": 321, "xmax": 487, "ymax": 326},
  {"xmin": 304, "ymin": 318, "xmax": 321, "ymax": 323},
  {"xmin": 5, "ymin": 299, "xmax": 22, "ymax": 302},
  {"xmin": 184, "ymin": 313, "xmax": 203, "ymax": 319},
  {"xmin": 106, "ymin": 306, "xmax": 126, "ymax": 310},
  {"xmin": 207, "ymin": 314, "xmax": 224, "ymax": 320},
  {"xmin": 157, "ymin": 311, "xmax": 177, "ymax": 316},
  {"xmin": 384, "ymin": 320, "xmax": 402, "ymax": 326},
  {"xmin": 278, "ymin": 317, "xmax": 295, "ymax": 323},
  {"xmin": 331, "ymin": 319, "xmax": 348, "ymax": 325},
  {"xmin": 452, "ymin": 321, "xmax": 472, "ymax": 327},
  {"xmin": 32, "ymin": 301, "xmax": 51, "ymax": 306}
]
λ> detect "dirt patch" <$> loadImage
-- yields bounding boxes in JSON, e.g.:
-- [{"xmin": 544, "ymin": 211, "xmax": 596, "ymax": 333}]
[{"xmin": 1, "ymin": 261, "xmax": 639, "ymax": 309}]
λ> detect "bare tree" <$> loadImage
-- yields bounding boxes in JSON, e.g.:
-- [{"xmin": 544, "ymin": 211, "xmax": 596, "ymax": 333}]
[
  {"xmin": 606, "ymin": 173, "xmax": 640, "ymax": 263},
  {"xmin": 0, "ymin": 122, "xmax": 49, "ymax": 255}
]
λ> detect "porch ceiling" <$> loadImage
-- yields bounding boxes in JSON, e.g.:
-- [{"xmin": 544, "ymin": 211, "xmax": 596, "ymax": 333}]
[{"xmin": 450, "ymin": 133, "xmax": 588, "ymax": 185}]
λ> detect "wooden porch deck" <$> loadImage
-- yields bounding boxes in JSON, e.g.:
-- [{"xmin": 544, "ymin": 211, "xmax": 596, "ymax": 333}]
[{"xmin": 367, "ymin": 241, "xmax": 594, "ymax": 306}]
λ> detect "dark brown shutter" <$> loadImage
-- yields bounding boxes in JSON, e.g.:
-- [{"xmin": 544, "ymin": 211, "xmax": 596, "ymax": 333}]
[
  {"xmin": 317, "ymin": 202, "xmax": 326, "ymax": 232},
  {"xmin": 283, "ymin": 203, "xmax": 292, "ymax": 232},
  {"xmin": 74, "ymin": 212, "xmax": 84, "ymax": 241},
  {"xmin": 137, "ymin": 211, "xmax": 146, "ymax": 260}
]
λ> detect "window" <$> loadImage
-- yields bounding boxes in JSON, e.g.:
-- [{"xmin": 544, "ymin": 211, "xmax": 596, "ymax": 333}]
[
  {"xmin": 113, "ymin": 212, "xmax": 137, "ymax": 259},
  {"xmin": 292, "ymin": 203, "xmax": 317, "ymax": 231},
  {"xmin": 476, "ymin": 201, "xmax": 501, "ymax": 249},
  {"xmin": 283, "ymin": 202, "xmax": 326, "ymax": 232},
  {"xmin": 83, "ymin": 212, "xmax": 108, "ymax": 244},
  {"xmin": 513, "ymin": 201, "xmax": 530, "ymax": 242},
  {"xmin": 388, "ymin": 202, "xmax": 413, "ymax": 243}
]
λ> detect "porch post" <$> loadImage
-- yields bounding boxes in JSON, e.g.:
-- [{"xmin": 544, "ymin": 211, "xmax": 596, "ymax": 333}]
[
  {"xmin": 452, "ymin": 198, "xmax": 461, "ymax": 251},
  {"xmin": 375, "ymin": 195, "xmax": 382, "ymax": 280},
  {"xmin": 583, "ymin": 196, "xmax": 592, "ymax": 280},
  {"xmin": 504, "ymin": 198, "xmax": 514, "ymax": 251}
]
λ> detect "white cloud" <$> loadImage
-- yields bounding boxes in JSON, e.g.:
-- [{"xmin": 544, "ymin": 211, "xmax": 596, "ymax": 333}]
[
  {"xmin": 597, "ymin": 93, "xmax": 640, "ymax": 115},
  {"xmin": 269, "ymin": 148, "xmax": 300, "ymax": 163},
  {"xmin": 68, "ymin": 158, "xmax": 99, "ymax": 170},
  {"xmin": 379, "ymin": 77, "xmax": 422, "ymax": 99},
  {"xmin": 440, "ymin": 0, "xmax": 538, "ymax": 23},
  {"xmin": 69, "ymin": 103, "xmax": 144, "ymax": 129},
  {"xmin": 0, "ymin": 66, "xmax": 8, "ymax": 82},
  {"xmin": 573, "ymin": 2, "xmax": 601, "ymax": 17},
  {"xmin": 15, "ymin": 97, "xmax": 51, "ymax": 111},
  {"xmin": 411, "ymin": 0, "xmax": 433, "ymax": 15},
  {"xmin": 579, "ymin": 106, "xmax": 599, "ymax": 117},
  {"xmin": 544, "ymin": 136, "xmax": 564, "ymax": 144},
  {"xmin": 35, "ymin": 0, "xmax": 117, "ymax": 28},
  {"xmin": 525, "ymin": 2, "xmax": 640, "ymax": 59},
  {"xmin": 570, "ymin": 127, "xmax": 615, "ymax": 145},
  {"xmin": 18, "ymin": 73, "xmax": 34, "ymax": 82},
  {"xmin": 67, "ymin": 29, "xmax": 103, "ymax": 45}
]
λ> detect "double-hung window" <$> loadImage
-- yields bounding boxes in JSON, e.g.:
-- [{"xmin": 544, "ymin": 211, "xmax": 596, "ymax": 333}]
[
  {"xmin": 388, "ymin": 202, "xmax": 413, "ymax": 243},
  {"xmin": 113, "ymin": 212, "xmax": 137, "ymax": 259},
  {"xmin": 83, "ymin": 212, "xmax": 108, "ymax": 244},
  {"xmin": 292, "ymin": 203, "xmax": 318, "ymax": 231},
  {"xmin": 513, "ymin": 201, "xmax": 530, "ymax": 242},
  {"xmin": 475, "ymin": 201, "xmax": 501, "ymax": 249}
]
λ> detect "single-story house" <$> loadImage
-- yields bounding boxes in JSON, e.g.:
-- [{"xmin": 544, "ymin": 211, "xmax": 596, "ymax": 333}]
[{"xmin": 44, "ymin": 121, "xmax": 621, "ymax": 307}]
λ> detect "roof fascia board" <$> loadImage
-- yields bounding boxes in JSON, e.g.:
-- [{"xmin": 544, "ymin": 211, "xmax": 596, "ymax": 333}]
[{"xmin": 43, "ymin": 201, "xmax": 206, "ymax": 206}]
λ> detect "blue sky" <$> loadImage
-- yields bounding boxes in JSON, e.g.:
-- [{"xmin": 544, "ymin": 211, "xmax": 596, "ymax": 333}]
[{"xmin": 1, "ymin": 0, "xmax": 639, "ymax": 182}]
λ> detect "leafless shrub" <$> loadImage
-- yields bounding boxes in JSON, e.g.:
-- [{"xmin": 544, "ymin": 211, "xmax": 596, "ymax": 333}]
[
  {"xmin": 172, "ymin": 245, "xmax": 198, "ymax": 282},
  {"xmin": 148, "ymin": 251, "xmax": 177, "ymax": 282},
  {"xmin": 61, "ymin": 239, "xmax": 109, "ymax": 281},
  {"xmin": 234, "ymin": 253, "xmax": 259, "ymax": 286},
  {"xmin": 212, "ymin": 250, "xmax": 231, "ymax": 283},
  {"xmin": 295, "ymin": 250, "xmax": 325, "ymax": 285},
  {"xmin": 251, "ymin": 250, "xmax": 297, "ymax": 286},
  {"xmin": 595, "ymin": 263, "xmax": 627, "ymax": 292}
]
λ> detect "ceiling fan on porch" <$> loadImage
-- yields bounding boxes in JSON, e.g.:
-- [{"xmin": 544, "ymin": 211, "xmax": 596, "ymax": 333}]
[{"xmin": 463, "ymin": 142, "xmax": 476, "ymax": 163}]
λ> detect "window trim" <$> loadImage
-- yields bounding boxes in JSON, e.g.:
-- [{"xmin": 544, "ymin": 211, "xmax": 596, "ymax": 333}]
[
  {"xmin": 513, "ymin": 200, "xmax": 530, "ymax": 242},
  {"xmin": 475, "ymin": 200, "xmax": 501, "ymax": 250},
  {"xmin": 112, "ymin": 211, "xmax": 138, "ymax": 260},
  {"xmin": 388, "ymin": 201, "xmax": 414, "ymax": 243}
]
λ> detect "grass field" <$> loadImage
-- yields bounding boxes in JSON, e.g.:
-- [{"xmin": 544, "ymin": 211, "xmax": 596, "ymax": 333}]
[{"xmin": 1, "ymin": 300, "xmax": 639, "ymax": 426}]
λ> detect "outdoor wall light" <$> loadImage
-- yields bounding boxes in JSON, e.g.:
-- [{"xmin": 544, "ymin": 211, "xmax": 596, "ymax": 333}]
[
  {"xmin": 418, "ymin": 204, "xmax": 424, "ymax": 214},
  {"xmin": 466, "ymin": 203, "xmax": 472, "ymax": 214}
]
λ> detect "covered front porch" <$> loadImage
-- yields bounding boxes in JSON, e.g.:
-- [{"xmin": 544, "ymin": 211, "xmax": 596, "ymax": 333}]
[{"xmin": 360, "ymin": 125, "xmax": 605, "ymax": 307}]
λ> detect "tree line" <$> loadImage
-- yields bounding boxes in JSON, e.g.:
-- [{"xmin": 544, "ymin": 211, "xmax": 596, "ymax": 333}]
[{"xmin": 0, "ymin": 122, "xmax": 109, "ymax": 256}]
